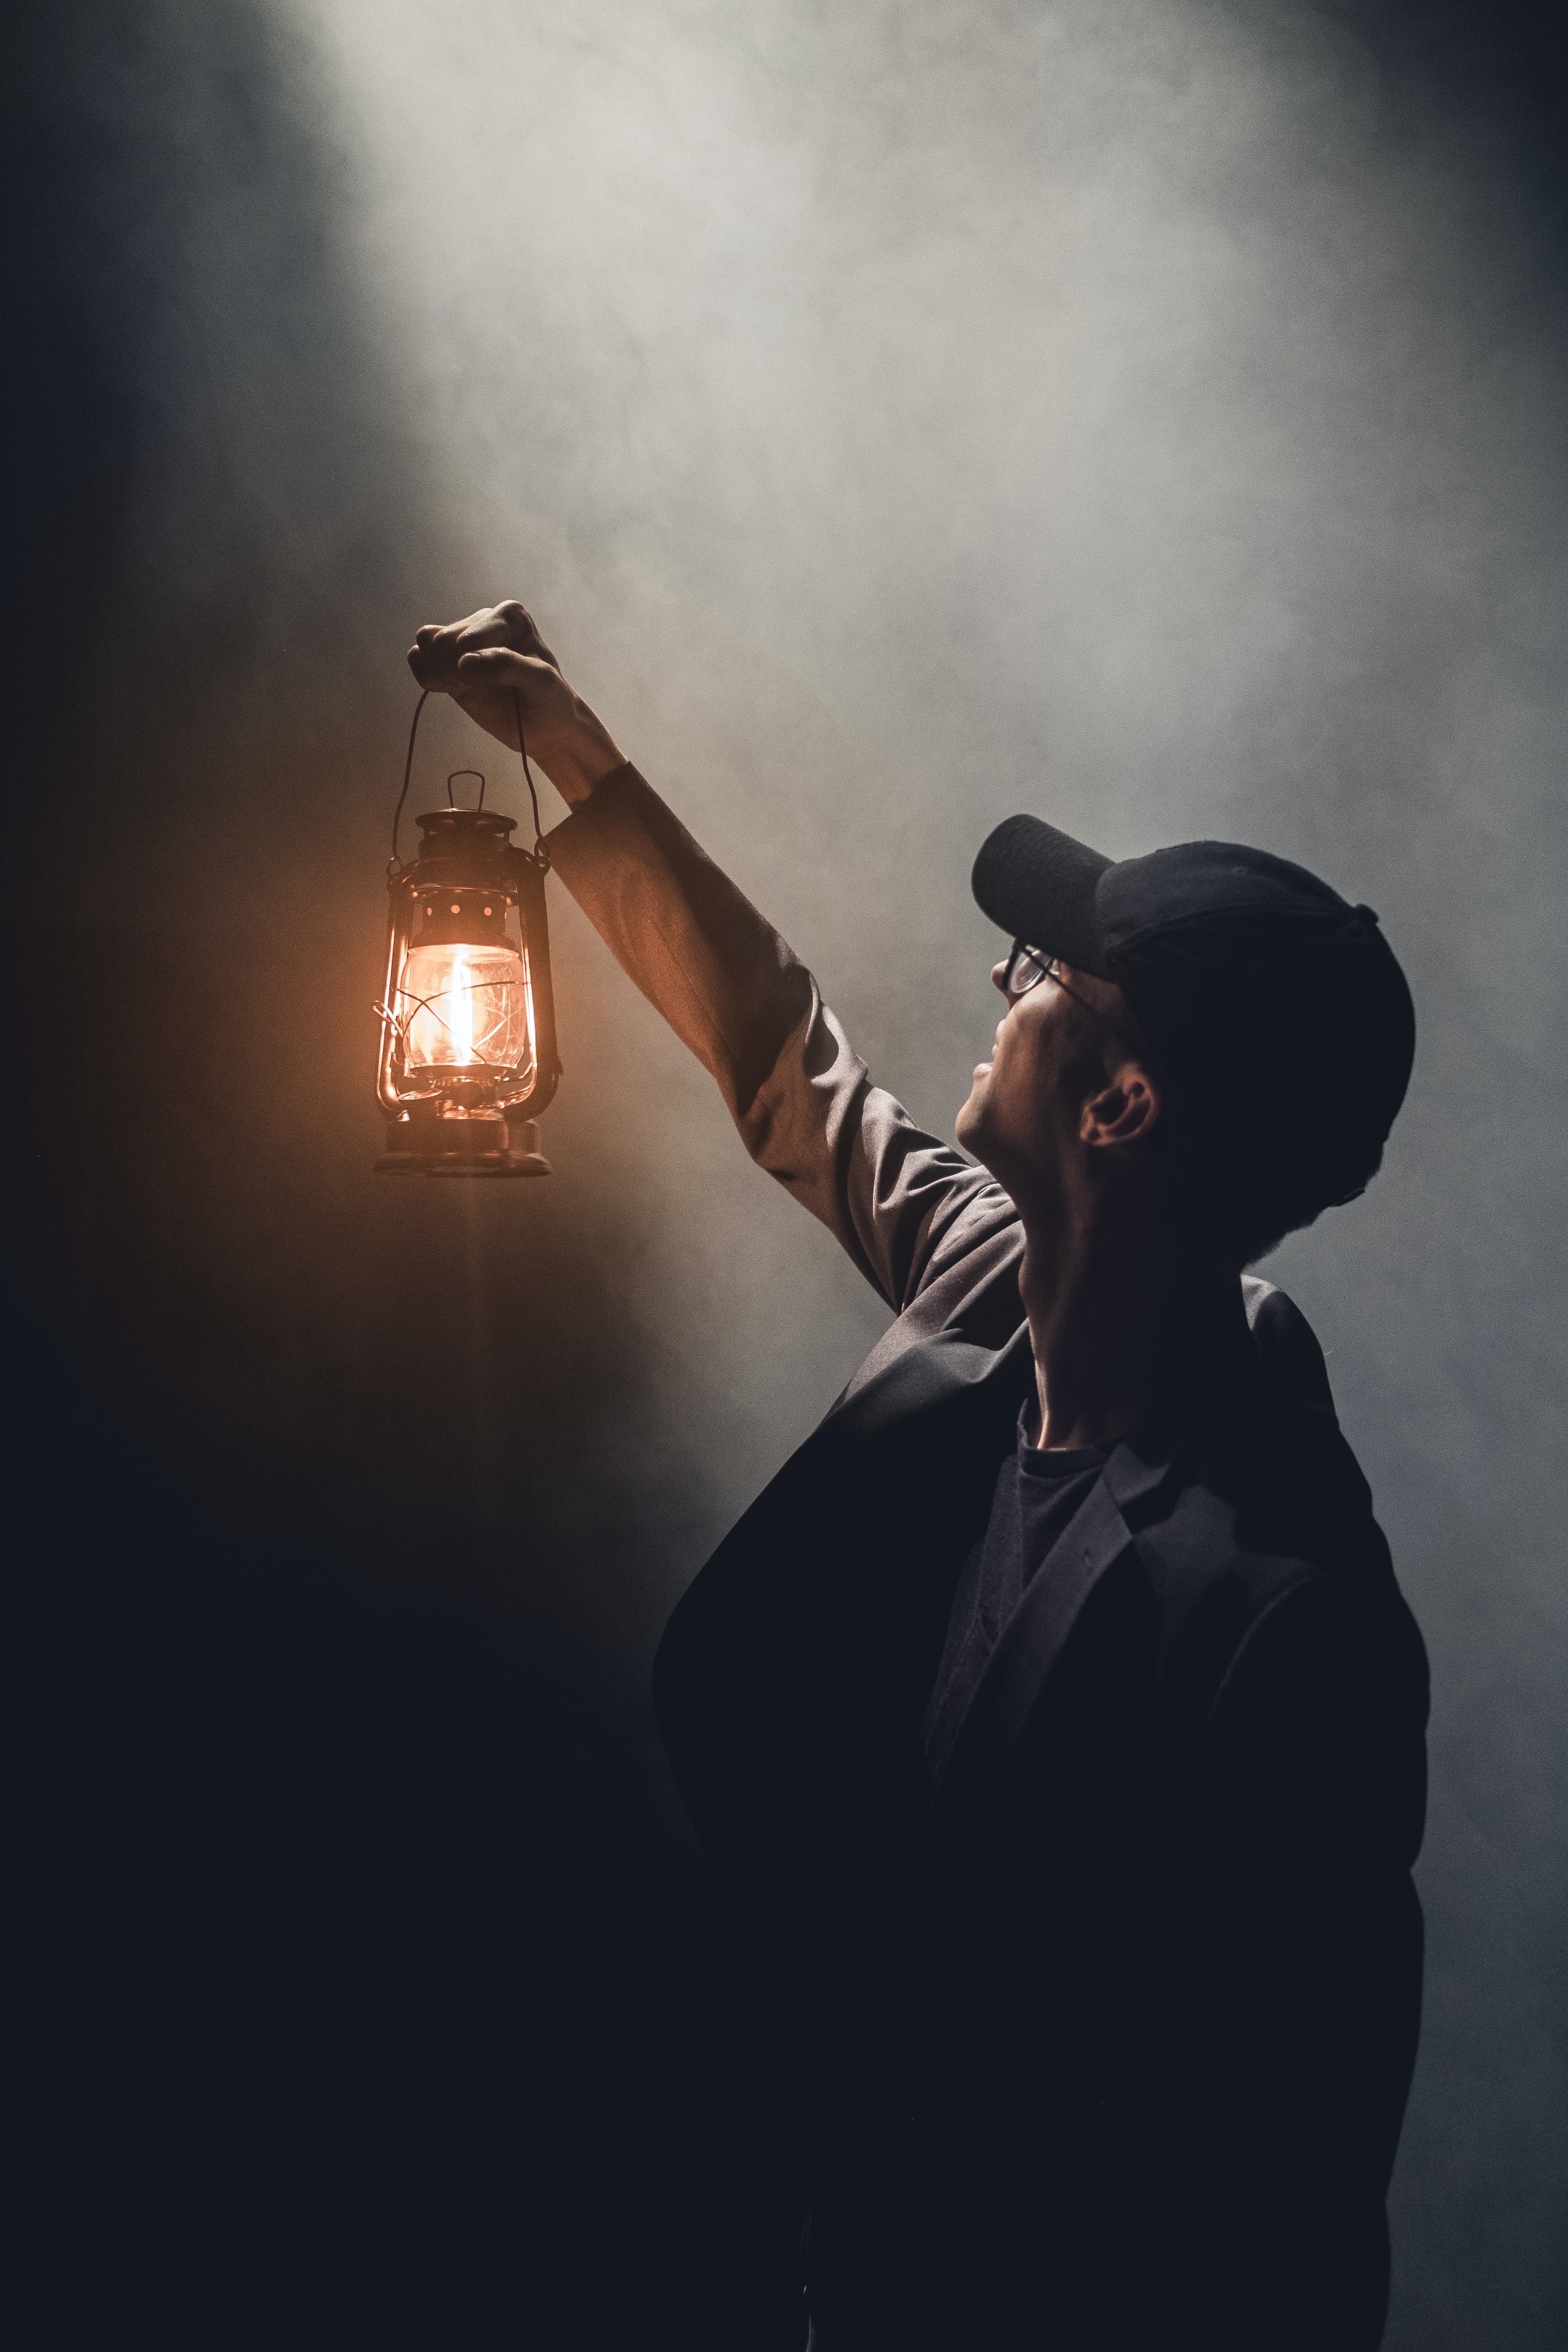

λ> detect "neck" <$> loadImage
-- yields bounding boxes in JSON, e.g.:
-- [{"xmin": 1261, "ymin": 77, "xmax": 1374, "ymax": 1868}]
[{"xmin": 1018, "ymin": 1197, "xmax": 1238, "ymax": 1453}]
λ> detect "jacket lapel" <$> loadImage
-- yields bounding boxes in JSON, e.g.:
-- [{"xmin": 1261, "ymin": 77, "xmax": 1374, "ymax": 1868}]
[
  {"xmin": 931, "ymin": 1469, "xmax": 1136, "ymax": 1800},
  {"xmin": 930, "ymin": 1424, "xmax": 1200, "ymax": 1801},
  {"xmin": 653, "ymin": 1318, "xmax": 1033, "ymax": 1907},
  {"xmin": 972, "ymin": 1473, "xmax": 1134, "ymax": 1750}
]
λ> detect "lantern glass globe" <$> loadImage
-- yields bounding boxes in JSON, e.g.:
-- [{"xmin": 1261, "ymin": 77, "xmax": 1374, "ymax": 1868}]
[{"xmin": 397, "ymin": 938, "xmax": 535, "ymax": 1083}]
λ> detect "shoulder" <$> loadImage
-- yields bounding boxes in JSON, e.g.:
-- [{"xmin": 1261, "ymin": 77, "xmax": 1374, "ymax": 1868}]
[
  {"xmin": 1136, "ymin": 1282, "xmax": 1427, "ymax": 1729},
  {"xmin": 1241, "ymin": 1274, "xmax": 1337, "ymax": 1417}
]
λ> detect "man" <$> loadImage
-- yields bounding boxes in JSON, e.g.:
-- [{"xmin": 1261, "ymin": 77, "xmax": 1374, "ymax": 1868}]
[{"xmin": 409, "ymin": 602, "xmax": 1429, "ymax": 2350}]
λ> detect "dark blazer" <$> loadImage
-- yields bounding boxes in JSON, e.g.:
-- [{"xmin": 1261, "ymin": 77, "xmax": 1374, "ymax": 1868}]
[{"xmin": 548, "ymin": 767, "xmax": 1429, "ymax": 2352}]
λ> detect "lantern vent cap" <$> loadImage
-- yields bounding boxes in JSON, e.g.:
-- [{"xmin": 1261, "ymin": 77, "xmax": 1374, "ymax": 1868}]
[{"xmin": 414, "ymin": 806, "xmax": 518, "ymax": 837}]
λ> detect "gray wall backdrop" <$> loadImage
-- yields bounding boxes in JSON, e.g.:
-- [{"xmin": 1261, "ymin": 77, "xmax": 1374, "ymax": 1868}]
[{"xmin": 13, "ymin": 3, "xmax": 1564, "ymax": 2343}]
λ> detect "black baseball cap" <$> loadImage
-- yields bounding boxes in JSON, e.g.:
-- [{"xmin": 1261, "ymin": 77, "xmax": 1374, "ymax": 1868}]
[{"xmin": 971, "ymin": 813, "xmax": 1416, "ymax": 1242}]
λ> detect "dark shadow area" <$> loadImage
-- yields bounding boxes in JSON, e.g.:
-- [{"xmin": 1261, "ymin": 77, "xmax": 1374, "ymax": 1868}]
[
  {"xmin": 7, "ymin": 9, "xmax": 801, "ymax": 2345},
  {"xmin": 13, "ymin": 1377, "xmax": 804, "ymax": 2348}
]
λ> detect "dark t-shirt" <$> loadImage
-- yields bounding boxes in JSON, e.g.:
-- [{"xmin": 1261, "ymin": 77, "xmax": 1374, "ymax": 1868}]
[{"xmin": 924, "ymin": 1403, "xmax": 1109, "ymax": 1784}]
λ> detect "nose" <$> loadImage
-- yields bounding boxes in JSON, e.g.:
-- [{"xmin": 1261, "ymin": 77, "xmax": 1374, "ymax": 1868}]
[{"xmin": 991, "ymin": 957, "xmax": 1012, "ymax": 997}]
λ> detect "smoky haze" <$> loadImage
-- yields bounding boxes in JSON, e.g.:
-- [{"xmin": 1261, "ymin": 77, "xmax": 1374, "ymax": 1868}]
[{"xmin": 9, "ymin": 3, "xmax": 1564, "ymax": 2345}]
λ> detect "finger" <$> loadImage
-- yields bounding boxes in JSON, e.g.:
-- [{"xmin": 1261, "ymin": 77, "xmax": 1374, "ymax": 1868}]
[
  {"xmin": 492, "ymin": 599, "xmax": 559, "ymax": 666},
  {"xmin": 408, "ymin": 636, "xmax": 458, "ymax": 689},
  {"xmin": 451, "ymin": 646, "xmax": 559, "ymax": 752},
  {"xmin": 458, "ymin": 601, "xmax": 562, "ymax": 673},
  {"xmin": 407, "ymin": 612, "xmax": 485, "ymax": 688},
  {"xmin": 456, "ymin": 646, "xmax": 558, "ymax": 690}
]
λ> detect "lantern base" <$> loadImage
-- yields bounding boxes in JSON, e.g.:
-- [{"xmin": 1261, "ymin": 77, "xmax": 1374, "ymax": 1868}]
[{"xmin": 375, "ymin": 1112, "xmax": 551, "ymax": 1178}]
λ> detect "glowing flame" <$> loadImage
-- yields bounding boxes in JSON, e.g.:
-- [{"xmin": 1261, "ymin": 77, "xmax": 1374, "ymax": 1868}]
[{"xmin": 449, "ymin": 948, "xmax": 475, "ymax": 1063}]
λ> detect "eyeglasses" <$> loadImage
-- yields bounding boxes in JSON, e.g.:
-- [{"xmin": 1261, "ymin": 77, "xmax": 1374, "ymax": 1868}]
[
  {"xmin": 1002, "ymin": 940, "xmax": 1140, "ymax": 1047},
  {"xmin": 1002, "ymin": 941, "xmax": 1067, "ymax": 999}
]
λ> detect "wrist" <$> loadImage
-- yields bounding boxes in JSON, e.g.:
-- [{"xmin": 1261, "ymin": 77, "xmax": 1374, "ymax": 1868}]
[{"xmin": 535, "ymin": 707, "xmax": 627, "ymax": 808}]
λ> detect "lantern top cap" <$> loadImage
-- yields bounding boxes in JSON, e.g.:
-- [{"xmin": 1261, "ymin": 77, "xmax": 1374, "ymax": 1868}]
[{"xmin": 414, "ymin": 806, "xmax": 518, "ymax": 837}]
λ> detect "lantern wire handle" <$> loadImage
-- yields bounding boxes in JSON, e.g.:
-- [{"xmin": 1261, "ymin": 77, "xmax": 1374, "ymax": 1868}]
[
  {"xmin": 512, "ymin": 689, "xmax": 548, "ymax": 866},
  {"xmin": 389, "ymin": 681, "xmax": 548, "ymax": 874},
  {"xmin": 390, "ymin": 689, "xmax": 428, "ymax": 875}
]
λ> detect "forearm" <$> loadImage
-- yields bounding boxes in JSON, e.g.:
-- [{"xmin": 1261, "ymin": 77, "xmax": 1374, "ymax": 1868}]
[
  {"xmin": 544, "ymin": 763, "xmax": 814, "ymax": 1121},
  {"xmin": 544, "ymin": 763, "xmax": 1003, "ymax": 1312}
]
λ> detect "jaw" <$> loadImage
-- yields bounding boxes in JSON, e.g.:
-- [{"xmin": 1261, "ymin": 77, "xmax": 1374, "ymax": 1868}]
[
  {"xmin": 955, "ymin": 1062, "xmax": 996, "ymax": 1156},
  {"xmin": 959, "ymin": 1082, "xmax": 1025, "ymax": 1201},
  {"xmin": 962, "ymin": 1072, "xmax": 1077, "ymax": 1234}
]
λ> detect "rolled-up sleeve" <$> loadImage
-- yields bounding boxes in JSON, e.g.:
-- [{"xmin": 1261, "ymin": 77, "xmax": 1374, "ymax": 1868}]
[{"xmin": 545, "ymin": 764, "xmax": 1006, "ymax": 1313}]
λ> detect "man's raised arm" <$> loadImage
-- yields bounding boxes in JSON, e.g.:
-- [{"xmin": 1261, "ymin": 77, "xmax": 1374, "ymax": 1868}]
[{"xmin": 408, "ymin": 602, "xmax": 1011, "ymax": 1318}]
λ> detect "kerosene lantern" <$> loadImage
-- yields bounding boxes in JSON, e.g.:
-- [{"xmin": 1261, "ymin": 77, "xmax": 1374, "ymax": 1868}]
[{"xmin": 374, "ymin": 690, "xmax": 560, "ymax": 1177}]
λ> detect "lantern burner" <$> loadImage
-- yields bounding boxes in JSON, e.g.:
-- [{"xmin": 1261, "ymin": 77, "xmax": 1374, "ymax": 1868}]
[{"xmin": 375, "ymin": 1103, "xmax": 550, "ymax": 1179}]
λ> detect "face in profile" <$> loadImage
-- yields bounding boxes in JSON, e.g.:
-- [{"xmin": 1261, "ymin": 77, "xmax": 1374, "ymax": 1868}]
[{"xmin": 959, "ymin": 947, "xmax": 1160, "ymax": 1223}]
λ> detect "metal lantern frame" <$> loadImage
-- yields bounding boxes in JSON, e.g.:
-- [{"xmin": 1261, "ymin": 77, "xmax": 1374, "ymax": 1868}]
[{"xmin": 374, "ymin": 690, "xmax": 561, "ymax": 1178}]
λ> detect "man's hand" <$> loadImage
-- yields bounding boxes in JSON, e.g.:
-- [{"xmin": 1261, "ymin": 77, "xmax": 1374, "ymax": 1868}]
[{"xmin": 407, "ymin": 601, "xmax": 626, "ymax": 808}]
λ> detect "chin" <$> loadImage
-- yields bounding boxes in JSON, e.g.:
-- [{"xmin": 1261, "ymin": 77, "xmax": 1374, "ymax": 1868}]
[{"xmin": 955, "ymin": 1081, "xmax": 989, "ymax": 1159}]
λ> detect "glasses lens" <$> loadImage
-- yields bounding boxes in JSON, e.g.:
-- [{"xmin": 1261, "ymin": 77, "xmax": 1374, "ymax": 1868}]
[{"xmin": 1010, "ymin": 944, "xmax": 1054, "ymax": 995}]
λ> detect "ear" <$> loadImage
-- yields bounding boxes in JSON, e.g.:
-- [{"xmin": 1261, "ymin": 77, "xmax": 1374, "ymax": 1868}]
[{"xmin": 1080, "ymin": 1060, "xmax": 1163, "ymax": 1151}]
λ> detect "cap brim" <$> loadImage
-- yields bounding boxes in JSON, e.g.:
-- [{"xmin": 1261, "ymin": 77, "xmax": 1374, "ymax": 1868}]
[{"xmin": 971, "ymin": 815, "xmax": 1115, "ymax": 978}]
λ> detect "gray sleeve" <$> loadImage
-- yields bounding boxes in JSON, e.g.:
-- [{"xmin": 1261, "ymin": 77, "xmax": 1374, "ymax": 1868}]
[{"xmin": 543, "ymin": 764, "xmax": 1009, "ymax": 1312}]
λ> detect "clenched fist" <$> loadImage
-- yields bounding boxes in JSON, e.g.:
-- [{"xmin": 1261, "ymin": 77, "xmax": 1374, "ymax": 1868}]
[{"xmin": 407, "ymin": 601, "xmax": 626, "ymax": 808}]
